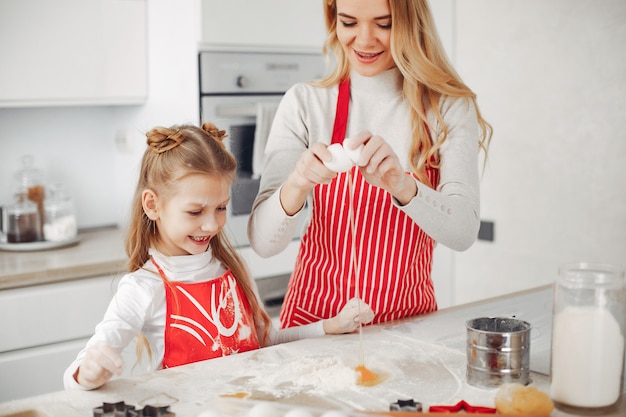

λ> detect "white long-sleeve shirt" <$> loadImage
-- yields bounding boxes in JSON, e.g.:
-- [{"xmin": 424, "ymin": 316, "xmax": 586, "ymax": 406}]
[
  {"xmin": 249, "ymin": 68, "xmax": 481, "ymax": 256},
  {"xmin": 63, "ymin": 248, "xmax": 323, "ymax": 390}
]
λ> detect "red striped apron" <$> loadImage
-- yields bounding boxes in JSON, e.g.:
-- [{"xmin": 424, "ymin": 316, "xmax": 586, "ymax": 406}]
[
  {"xmin": 150, "ymin": 258, "xmax": 261, "ymax": 368},
  {"xmin": 279, "ymin": 78, "xmax": 439, "ymax": 327}
]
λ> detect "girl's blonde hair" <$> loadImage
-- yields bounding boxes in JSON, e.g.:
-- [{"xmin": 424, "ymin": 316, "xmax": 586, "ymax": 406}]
[
  {"xmin": 319, "ymin": 0, "xmax": 492, "ymax": 186},
  {"xmin": 126, "ymin": 123, "xmax": 272, "ymax": 362}
]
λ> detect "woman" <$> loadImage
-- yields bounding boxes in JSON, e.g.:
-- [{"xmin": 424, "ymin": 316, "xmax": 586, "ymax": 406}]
[{"xmin": 248, "ymin": 0, "xmax": 492, "ymax": 327}]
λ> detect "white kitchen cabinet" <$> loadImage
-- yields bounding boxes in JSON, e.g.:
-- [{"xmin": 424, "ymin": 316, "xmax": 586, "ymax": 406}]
[
  {"xmin": 200, "ymin": 0, "xmax": 326, "ymax": 49},
  {"xmin": 0, "ymin": 275, "xmax": 119, "ymax": 401},
  {"xmin": 0, "ymin": 0, "xmax": 147, "ymax": 108}
]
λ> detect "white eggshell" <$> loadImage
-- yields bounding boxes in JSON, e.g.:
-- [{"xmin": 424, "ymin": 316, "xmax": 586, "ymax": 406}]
[
  {"xmin": 342, "ymin": 137, "xmax": 363, "ymax": 165},
  {"xmin": 324, "ymin": 143, "xmax": 353, "ymax": 172},
  {"xmin": 284, "ymin": 408, "xmax": 315, "ymax": 417},
  {"xmin": 320, "ymin": 411, "xmax": 348, "ymax": 417},
  {"xmin": 248, "ymin": 402, "xmax": 279, "ymax": 417},
  {"xmin": 195, "ymin": 410, "xmax": 220, "ymax": 417}
]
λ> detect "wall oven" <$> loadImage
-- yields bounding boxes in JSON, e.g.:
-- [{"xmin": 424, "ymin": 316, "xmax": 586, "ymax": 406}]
[
  {"xmin": 198, "ymin": 48, "xmax": 326, "ymax": 317},
  {"xmin": 198, "ymin": 49, "xmax": 325, "ymax": 248}
]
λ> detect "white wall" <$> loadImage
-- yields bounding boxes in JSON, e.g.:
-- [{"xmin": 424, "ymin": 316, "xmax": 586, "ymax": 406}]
[
  {"xmin": 453, "ymin": 0, "xmax": 626, "ymax": 303},
  {"xmin": 0, "ymin": 0, "xmax": 202, "ymax": 229},
  {"xmin": 2, "ymin": 0, "xmax": 623, "ymax": 307}
]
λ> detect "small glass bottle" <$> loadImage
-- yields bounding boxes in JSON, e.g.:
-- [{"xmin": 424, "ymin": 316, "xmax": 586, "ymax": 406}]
[
  {"xmin": 43, "ymin": 183, "xmax": 77, "ymax": 242},
  {"xmin": 6, "ymin": 189, "xmax": 43, "ymax": 243},
  {"xmin": 550, "ymin": 262, "xmax": 625, "ymax": 413}
]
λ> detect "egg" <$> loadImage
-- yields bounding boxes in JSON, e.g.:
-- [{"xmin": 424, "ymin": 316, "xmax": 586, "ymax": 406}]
[
  {"xmin": 320, "ymin": 411, "xmax": 348, "ymax": 417},
  {"xmin": 195, "ymin": 409, "xmax": 220, "ymax": 417},
  {"xmin": 284, "ymin": 408, "xmax": 315, "ymax": 417},
  {"xmin": 324, "ymin": 143, "xmax": 353, "ymax": 172},
  {"xmin": 248, "ymin": 402, "xmax": 279, "ymax": 417},
  {"xmin": 342, "ymin": 137, "xmax": 363, "ymax": 165}
]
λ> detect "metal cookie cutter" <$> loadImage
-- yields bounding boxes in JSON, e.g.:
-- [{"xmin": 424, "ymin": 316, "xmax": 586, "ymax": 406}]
[
  {"xmin": 390, "ymin": 398, "xmax": 423, "ymax": 412},
  {"xmin": 93, "ymin": 402, "xmax": 175, "ymax": 417}
]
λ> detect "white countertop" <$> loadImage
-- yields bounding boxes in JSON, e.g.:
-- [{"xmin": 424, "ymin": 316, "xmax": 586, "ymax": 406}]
[{"xmin": 1, "ymin": 285, "xmax": 624, "ymax": 417}]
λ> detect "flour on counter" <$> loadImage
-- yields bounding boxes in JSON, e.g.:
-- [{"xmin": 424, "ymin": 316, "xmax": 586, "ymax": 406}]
[{"xmin": 213, "ymin": 334, "xmax": 496, "ymax": 412}]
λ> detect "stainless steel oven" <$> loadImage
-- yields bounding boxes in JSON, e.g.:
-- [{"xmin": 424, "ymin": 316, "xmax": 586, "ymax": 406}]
[
  {"xmin": 199, "ymin": 49, "xmax": 325, "ymax": 248},
  {"xmin": 198, "ymin": 49, "xmax": 326, "ymax": 318}
]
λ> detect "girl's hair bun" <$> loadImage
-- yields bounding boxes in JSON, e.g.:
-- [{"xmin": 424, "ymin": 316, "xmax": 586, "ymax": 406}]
[
  {"xmin": 146, "ymin": 127, "xmax": 185, "ymax": 154},
  {"xmin": 202, "ymin": 122, "xmax": 228, "ymax": 143}
]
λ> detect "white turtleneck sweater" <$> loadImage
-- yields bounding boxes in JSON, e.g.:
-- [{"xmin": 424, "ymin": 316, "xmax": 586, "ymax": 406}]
[{"xmin": 249, "ymin": 68, "xmax": 481, "ymax": 256}]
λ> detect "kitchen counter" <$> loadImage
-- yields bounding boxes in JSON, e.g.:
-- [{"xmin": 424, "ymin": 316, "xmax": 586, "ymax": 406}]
[
  {"xmin": 0, "ymin": 227, "xmax": 128, "ymax": 290},
  {"xmin": 1, "ymin": 285, "xmax": 624, "ymax": 417}
]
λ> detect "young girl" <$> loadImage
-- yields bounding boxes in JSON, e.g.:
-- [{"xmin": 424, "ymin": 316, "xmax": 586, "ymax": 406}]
[{"xmin": 63, "ymin": 123, "xmax": 374, "ymax": 390}]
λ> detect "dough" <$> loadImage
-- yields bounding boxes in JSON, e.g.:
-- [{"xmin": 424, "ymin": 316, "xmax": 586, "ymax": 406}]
[{"xmin": 495, "ymin": 383, "xmax": 554, "ymax": 417}]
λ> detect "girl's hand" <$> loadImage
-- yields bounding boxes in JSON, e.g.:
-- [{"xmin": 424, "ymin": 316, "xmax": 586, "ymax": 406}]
[
  {"xmin": 280, "ymin": 142, "xmax": 337, "ymax": 215},
  {"xmin": 74, "ymin": 342, "xmax": 124, "ymax": 390},
  {"xmin": 323, "ymin": 297, "xmax": 375, "ymax": 334},
  {"xmin": 348, "ymin": 131, "xmax": 418, "ymax": 205}
]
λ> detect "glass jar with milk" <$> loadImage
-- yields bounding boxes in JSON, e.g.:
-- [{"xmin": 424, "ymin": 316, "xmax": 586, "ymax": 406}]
[{"xmin": 551, "ymin": 262, "xmax": 625, "ymax": 413}]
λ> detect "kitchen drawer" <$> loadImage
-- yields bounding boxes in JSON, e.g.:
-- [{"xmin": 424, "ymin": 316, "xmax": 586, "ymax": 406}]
[
  {"xmin": 0, "ymin": 339, "xmax": 86, "ymax": 402},
  {"xmin": 0, "ymin": 275, "xmax": 118, "ymax": 353}
]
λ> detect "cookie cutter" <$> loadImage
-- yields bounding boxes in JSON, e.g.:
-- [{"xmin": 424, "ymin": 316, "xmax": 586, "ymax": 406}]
[
  {"xmin": 429, "ymin": 400, "xmax": 496, "ymax": 414},
  {"xmin": 93, "ymin": 401, "xmax": 175, "ymax": 417},
  {"xmin": 390, "ymin": 398, "xmax": 423, "ymax": 412}
]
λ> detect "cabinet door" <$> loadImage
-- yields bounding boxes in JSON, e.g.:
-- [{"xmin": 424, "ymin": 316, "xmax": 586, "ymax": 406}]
[
  {"xmin": 200, "ymin": 0, "xmax": 325, "ymax": 48},
  {"xmin": 0, "ymin": 275, "xmax": 118, "ymax": 353},
  {"xmin": 0, "ymin": 0, "xmax": 147, "ymax": 107}
]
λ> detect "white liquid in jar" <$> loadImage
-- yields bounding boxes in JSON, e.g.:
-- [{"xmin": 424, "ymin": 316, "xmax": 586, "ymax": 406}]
[{"xmin": 551, "ymin": 306, "xmax": 625, "ymax": 408}]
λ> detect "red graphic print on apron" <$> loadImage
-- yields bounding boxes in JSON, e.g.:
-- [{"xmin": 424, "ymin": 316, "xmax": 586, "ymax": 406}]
[
  {"xmin": 280, "ymin": 78, "xmax": 439, "ymax": 328},
  {"xmin": 150, "ymin": 257, "xmax": 260, "ymax": 369}
]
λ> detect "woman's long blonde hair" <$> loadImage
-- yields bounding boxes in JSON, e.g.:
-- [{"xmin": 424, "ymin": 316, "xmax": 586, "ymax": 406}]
[
  {"xmin": 319, "ymin": 0, "xmax": 492, "ymax": 186},
  {"xmin": 126, "ymin": 123, "xmax": 272, "ymax": 363}
]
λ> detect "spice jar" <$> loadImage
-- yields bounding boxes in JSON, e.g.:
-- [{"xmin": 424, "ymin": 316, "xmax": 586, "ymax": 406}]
[
  {"xmin": 43, "ymin": 183, "xmax": 77, "ymax": 242},
  {"xmin": 6, "ymin": 190, "xmax": 43, "ymax": 243},
  {"xmin": 550, "ymin": 262, "xmax": 626, "ymax": 413}
]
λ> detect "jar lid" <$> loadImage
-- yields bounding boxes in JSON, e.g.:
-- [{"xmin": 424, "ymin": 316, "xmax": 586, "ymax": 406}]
[{"xmin": 14, "ymin": 155, "xmax": 43, "ymax": 190}]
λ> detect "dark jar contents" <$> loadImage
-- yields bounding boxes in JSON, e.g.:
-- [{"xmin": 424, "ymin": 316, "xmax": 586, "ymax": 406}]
[{"xmin": 6, "ymin": 195, "xmax": 42, "ymax": 243}]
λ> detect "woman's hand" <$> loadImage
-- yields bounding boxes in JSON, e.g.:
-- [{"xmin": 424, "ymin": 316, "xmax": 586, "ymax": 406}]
[
  {"xmin": 74, "ymin": 342, "xmax": 124, "ymax": 390},
  {"xmin": 348, "ymin": 131, "xmax": 418, "ymax": 205},
  {"xmin": 323, "ymin": 297, "xmax": 375, "ymax": 334},
  {"xmin": 280, "ymin": 142, "xmax": 337, "ymax": 215}
]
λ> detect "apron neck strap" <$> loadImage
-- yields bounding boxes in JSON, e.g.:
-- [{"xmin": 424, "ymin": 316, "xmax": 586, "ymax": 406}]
[{"xmin": 331, "ymin": 77, "xmax": 350, "ymax": 144}]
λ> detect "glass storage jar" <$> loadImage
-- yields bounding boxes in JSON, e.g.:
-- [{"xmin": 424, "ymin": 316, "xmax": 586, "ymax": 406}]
[
  {"xmin": 43, "ymin": 183, "xmax": 77, "ymax": 242},
  {"xmin": 551, "ymin": 262, "xmax": 626, "ymax": 414},
  {"xmin": 6, "ymin": 190, "xmax": 42, "ymax": 243},
  {"xmin": 14, "ymin": 155, "xmax": 45, "ymax": 237}
]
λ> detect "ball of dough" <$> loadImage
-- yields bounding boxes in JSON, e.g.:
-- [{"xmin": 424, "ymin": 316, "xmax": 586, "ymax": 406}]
[
  {"xmin": 342, "ymin": 137, "xmax": 363, "ymax": 165},
  {"xmin": 495, "ymin": 383, "xmax": 554, "ymax": 417},
  {"xmin": 324, "ymin": 143, "xmax": 353, "ymax": 172},
  {"xmin": 284, "ymin": 408, "xmax": 315, "ymax": 417},
  {"xmin": 248, "ymin": 402, "xmax": 279, "ymax": 417}
]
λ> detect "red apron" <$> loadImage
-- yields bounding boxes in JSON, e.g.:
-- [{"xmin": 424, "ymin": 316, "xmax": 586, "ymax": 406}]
[
  {"xmin": 280, "ymin": 78, "xmax": 439, "ymax": 327},
  {"xmin": 150, "ymin": 257, "xmax": 261, "ymax": 369}
]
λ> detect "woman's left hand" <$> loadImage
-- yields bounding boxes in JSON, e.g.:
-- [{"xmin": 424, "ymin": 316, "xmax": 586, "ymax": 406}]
[{"xmin": 347, "ymin": 131, "xmax": 417, "ymax": 205}]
